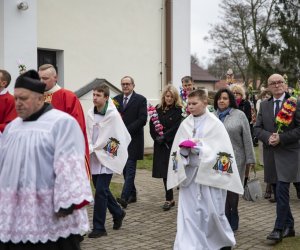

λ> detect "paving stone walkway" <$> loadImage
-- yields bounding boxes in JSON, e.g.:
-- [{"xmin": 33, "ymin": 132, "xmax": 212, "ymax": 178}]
[{"xmin": 81, "ymin": 169, "xmax": 300, "ymax": 250}]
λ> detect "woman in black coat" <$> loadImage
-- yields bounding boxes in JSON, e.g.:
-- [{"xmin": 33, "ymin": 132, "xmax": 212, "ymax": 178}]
[{"xmin": 149, "ymin": 85, "xmax": 182, "ymax": 211}]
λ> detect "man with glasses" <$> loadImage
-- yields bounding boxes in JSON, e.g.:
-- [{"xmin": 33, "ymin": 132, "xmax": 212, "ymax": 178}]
[
  {"xmin": 113, "ymin": 76, "xmax": 147, "ymax": 208},
  {"xmin": 254, "ymin": 73, "xmax": 300, "ymax": 243}
]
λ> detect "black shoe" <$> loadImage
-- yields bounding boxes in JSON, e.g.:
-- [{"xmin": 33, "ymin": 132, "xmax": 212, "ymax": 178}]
[
  {"xmin": 264, "ymin": 192, "xmax": 271, "ymax": 199},
  {"xmin": 283, "ymin": 227, "xmax": 295, "ymax": 238},
  {"xmin": 113, "ymin": 210, "xmax": 126, "ymax": 230},
  {"xmin": 127, "ymin": 195, "xmax": 137, "ymax": 203},
  {"xmin": 88, "ymin": 230, "xmax": 107, "ymax": 238},
  {"xmin": 269, "ymin": 198, "xmax": 277, "ymax": 203},
  {"xmin": 220, "ymin": 247, "xmax": 232, "ymax": 250},
  {"xmin": 162, "ymin": 201, "xmax": 175, "ymax": 211},
  {"xmin": 78, "ymin": 235, "xmax": 84, "ymax": 242},
  {"xmin": 266, "ymin": 229, "xmax": 283, "ymax": 242},
  {"xmin": 116, "ymin": 197, "xmax": 128, "ymax": 209}
]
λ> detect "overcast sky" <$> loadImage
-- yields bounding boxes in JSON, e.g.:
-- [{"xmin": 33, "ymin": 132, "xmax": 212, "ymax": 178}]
[{"xmin": 191, "ymin": 0, "xmax": 222, "ymax": 68}]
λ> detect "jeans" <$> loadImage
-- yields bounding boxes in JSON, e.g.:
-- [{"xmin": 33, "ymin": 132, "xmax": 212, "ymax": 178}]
[
  {"xmin": 92, "ymin": 174, "xmax": 123, "ymax": 232},
  {"xmin": 121, "ymin": 159, "xmax": 137, "ymax": 201},
  {"xmin": 274, "ymin": 181, "xmax": 294, "ymax": 230}
]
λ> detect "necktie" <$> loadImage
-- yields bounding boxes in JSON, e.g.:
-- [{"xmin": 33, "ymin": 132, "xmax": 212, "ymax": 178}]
[
  {"xmin": 274, "ymin": 100, "xmax": 280, "ymax": 117},
  {"xmin": 123, "ymin": 97, "xmax": 128, "ymax": 109}
]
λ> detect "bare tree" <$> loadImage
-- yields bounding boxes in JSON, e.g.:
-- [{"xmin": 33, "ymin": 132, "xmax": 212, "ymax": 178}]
[
  {"xmin": 208, "ymin": 0, "xmax": 278, "ymax": 88},
  {"xmin": 191, "ymin": 53, "xmax": 200, "ymax": 65}
]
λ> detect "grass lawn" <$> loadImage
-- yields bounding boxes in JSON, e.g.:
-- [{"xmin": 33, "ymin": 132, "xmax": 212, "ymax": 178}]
[
  {"xmin": 90, "ymin": 180, "xmax": 123, "ymax": 198},
  {"xmin": 254, "ymin": 145, "xmax": 264, "ymax": 172},
  {"xmin": 109, "ymin": 182, "xmax": 123, "ymax": 198},
  {"xmin": 137, "ymin": 154, "xmax": 153, "ymax": 171}
]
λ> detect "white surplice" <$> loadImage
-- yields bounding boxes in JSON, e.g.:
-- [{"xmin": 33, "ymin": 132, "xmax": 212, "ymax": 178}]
[
  {"xmin": 86, "ymin": 98, "xmax": 131, "ymax": 175},
  {"xmin": 0, "ymin": 109, "xmax": 93, "ymax": 244},
  {"xmin": 173, "ymin": 113, "xmax": 236, "ymax": 250},
  {"xmin": 167, "ymin": 110, "xmax": 243, "ymax": 194}
]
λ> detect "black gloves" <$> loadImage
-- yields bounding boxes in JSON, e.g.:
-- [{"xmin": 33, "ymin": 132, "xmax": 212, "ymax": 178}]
[
  {"xmin": 57, "ymin": 204, "xmax": 75, "ymax": 217},
  {"xmin": 155, "ymin": 135, "xmax": 165, "ymax": 144}
]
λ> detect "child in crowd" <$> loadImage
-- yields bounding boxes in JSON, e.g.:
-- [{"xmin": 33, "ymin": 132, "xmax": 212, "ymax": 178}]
[
  {"xmin": 167, "ymin": 89, "xmax": 243, "ymax": 250},
  {"xmin": 86, "ymin": 85, "xmax": 131, "ymax": 238}
]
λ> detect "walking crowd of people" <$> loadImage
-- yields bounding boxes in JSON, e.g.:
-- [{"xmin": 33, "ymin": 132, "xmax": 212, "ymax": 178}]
[{"xmin": 0, "ymin": 65, "xmax": 300, "ymax": 250}]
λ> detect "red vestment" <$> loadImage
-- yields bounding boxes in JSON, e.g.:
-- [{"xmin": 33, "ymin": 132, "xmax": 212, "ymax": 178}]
[
  {"xmin": 45, "ymin": 88, "xmax": 90, "ymax": 180},
  {"xmin": 0, "ymin": 92, "xmax": 17, "ymax": 132}
]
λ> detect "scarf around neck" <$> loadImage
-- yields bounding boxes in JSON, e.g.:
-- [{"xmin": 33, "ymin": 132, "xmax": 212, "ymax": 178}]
[{"xmin": 218, "ymin": 108, "xmax": 231, "ymax": 122}]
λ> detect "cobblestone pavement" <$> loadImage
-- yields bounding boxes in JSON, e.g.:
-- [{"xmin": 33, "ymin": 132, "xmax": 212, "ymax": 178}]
[{"xmin": 81, "ymin": 169, "xmax": 300, "ymax": 250}]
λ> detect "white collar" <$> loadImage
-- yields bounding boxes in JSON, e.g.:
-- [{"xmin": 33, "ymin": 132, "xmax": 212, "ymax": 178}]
[
  {"xmin": 124, "ymin": 92, "xmax": 133, "ymax": 100},
  {"xmin": 0, "ymin": 88, "xmax": 8, "ymax": 95},
  {"xmin": 44, "ymin": 84, "xmax": 61, "ymax": 94},
  {"xmin": 273, "ymin": 93, "xmax": 285, "ymax": 102}
]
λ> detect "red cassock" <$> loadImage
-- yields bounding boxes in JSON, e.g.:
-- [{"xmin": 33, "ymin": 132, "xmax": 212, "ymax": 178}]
[
  {"xmin": 45, "ymin": 88, "xmax": 91, "ymax": 182},
  {"xmin": 0, "ymin": 92, "xmax": 17, "ymax": 132}
]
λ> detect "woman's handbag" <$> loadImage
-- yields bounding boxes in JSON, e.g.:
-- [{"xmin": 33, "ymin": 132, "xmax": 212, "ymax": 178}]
[{"xmin": 243, "ymin": 167, "xmax": 262, "ymax": 202}]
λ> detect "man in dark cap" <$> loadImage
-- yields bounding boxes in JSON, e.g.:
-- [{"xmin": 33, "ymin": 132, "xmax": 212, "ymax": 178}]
[{"xmin": 0, "ymin": 70, "xmax": 93, "ymax": 250}]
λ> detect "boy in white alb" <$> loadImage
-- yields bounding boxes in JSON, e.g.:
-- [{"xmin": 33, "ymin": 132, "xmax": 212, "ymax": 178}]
[
  {"xmin": 167, "ymin": 89, "xmax": 244, "ymax": 250},
  {"xmin": 86, "ymin": 85, "xmax": 131, "ymax": 238}
]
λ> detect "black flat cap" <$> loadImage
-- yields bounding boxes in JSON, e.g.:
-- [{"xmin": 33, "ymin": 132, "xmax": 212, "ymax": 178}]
[{"xmin": 15, "ymin": 70, "xmax": 46, "ymax": 94}]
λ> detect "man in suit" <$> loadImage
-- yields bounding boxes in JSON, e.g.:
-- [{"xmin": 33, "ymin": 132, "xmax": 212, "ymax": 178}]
[
  {"xmin": 254, "ymin": 73, "xmax": 300, "ymax": 243},
  {"xmin": 114, "ymin": 76, "xmax": 147, "ymax": 208}
]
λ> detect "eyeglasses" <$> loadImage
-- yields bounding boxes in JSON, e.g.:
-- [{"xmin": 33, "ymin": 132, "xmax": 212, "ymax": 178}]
[{"xmin": 268, "ymin": 80, "xmax": 283, "ymax": 86}]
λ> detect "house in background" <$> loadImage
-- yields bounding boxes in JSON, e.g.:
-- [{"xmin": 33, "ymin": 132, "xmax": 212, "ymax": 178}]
[
  {"xmin": 215, "ymin": 80, "xmax": 228, "ymax": 90},
  {"xmin": 0, "ymin": 0, "xmax": 191, "ymax": 148},
  {"xmin": 191, "ymin": 63, "xmax": 219, "ymax": 91}
]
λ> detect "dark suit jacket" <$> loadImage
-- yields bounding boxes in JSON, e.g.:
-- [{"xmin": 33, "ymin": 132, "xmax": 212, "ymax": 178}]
[
  {"xmin": 114, "ymin": 91, "xmax": 147, "ymax": 160},
  {"xmin": 254, "ymin": 94, "xmax": 300, "ymax": 183}
]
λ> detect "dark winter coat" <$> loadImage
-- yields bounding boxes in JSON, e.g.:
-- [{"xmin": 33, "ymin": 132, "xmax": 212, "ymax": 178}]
[
  {"xmin": 114, "ymin": 91, "xmax": 147, "ymax": 160},
  {"xmin": 150, "ymin": 105, "xmax": 182, "ymax": 178},
  {"xmin": 237, "ymin": 99, "xmax": 252, "ymax": 123},
  {"xmin": 254, "ymin": 94, "xmax": 300, "ymax": 183}
]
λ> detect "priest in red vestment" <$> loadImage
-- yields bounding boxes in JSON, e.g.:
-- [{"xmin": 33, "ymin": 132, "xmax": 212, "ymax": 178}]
[
  {"xmin": 38, "ymin": 64, "xmax": 90, "ymax": 178},
  {"xmin": 0, "ymin": 69, "xmax": 17, "ymax": 132}
]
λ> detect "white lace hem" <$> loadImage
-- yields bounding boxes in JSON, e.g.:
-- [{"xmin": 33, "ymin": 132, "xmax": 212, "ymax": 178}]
[{"xmin": 0, "ymin": 188, "xmax": 90, "ymax": 243}]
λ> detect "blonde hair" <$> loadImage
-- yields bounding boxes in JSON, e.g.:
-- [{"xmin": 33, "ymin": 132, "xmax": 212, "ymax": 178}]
[
  {"xmin": 188, "ymin": 89, "xmax": 208, "ymax": 103},
  {"xmin": 230, "ymin": 84, "xmax": 246, "ymax": 99},
  {"xmin": 159, "ymin": 84, "xmax": 182, "ymax": 110},
  {"xmin": 38, "ymin": 64, "xmax": 57, "ymax": 76}
]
